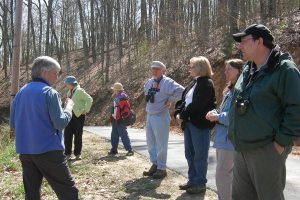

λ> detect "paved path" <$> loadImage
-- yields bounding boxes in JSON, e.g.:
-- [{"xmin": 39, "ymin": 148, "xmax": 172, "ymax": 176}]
[{"xmin": 84, "ymin": 126, "xmax": 300, "ymax": 199}]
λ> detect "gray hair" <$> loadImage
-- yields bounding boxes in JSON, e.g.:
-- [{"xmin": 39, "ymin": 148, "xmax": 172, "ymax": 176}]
[{"xmin": 31, "ymin": 56, "xmax": 61, "ymax": 79}]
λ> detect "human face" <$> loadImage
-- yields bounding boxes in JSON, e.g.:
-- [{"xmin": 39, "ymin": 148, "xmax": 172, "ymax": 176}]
[
  {"xmin": 151, "ymin": 67, "xmax": 163, "ymax": 79},
  {"xmin": 65, "ymin": 84, "xmax": 74, "ymax": 90},
  {"xmin": 42, "ymin": 69, "xmax": 59, "ymax": 86},
  {"xmin": 236, "ymin": 35, "xmax": 258, "ymax": 61},
  {"xmin": 224, "ymin": 64, "xmax": 239, "ymax": 83},
  {"xmin": 189, "ymin": 63, "xmax": 198, "ymax": 78}
]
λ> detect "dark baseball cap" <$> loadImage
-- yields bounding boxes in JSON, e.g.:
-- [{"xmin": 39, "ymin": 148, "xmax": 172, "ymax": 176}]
[{"xmin": 232, "ymin": 24, "xmax": 274, "ymax": 42}]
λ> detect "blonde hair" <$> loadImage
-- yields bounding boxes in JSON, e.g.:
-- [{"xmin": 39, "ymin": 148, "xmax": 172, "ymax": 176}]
[{"xmin": 190, "ymin": 56, "xmax": 213, "ymax": 78}]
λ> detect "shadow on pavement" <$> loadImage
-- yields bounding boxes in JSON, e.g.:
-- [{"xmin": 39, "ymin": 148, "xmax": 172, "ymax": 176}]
[
  {"xmin": 97, "ymin": 155, "xmax": 127, "ymax": 162},
  {"xmin": 123, "ymin": 177, "xmax": 171, "ymax": 199},
  {"xmin": 175, "ymin": 191, "xmax": 206, "ymax": 200}
]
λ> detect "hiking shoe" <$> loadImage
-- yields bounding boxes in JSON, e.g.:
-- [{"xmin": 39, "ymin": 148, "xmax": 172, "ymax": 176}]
[
  {"xmin": 152, "ymin": 169, "xmax": 167, "ymax": 179},
  {"xmin": 186, "ymin": 185, "xmax": 206, "ymax": 194},
  {"xmin": 75, "ymin": 155, "xmax": 82, "ymax": 160},
  {"xmin": 143, "ymin": 164, "xmax": 157, "ymax": 176},
  {"xmin": 179, "ymin": 182, "xmax": 192, "ymax": 190},
  {"xmin": 108, "ymin": 149, "xmax": 118, "ymax": 155},
  {"xmin": 126, "ymin": 150, "xmax": 134, "ymax": 156}
]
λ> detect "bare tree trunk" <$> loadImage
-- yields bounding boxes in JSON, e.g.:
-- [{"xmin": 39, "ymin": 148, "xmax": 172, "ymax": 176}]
[
  {"xmin": 217, "ymin": 0, "xmax": 228, "ymax": 29},
  {"xmin": 105, "ymin": 0, "xmax": 113, "ymax": 83},
  {"xmin": 229, "ymin": 0, "xmax": 238, "ymax": 34},
  {"xmin": 259, "ymin": 0, "xmax": 268, "ymax": 24},
  {"xmin": 116, "ymin": 0, "xmax": 123, "ymax": 71},
  {"xmin": 9, "ymin": 0, "xmax": 14, "ymax": 65},
  {"xmin": 10, "ymin": 0, "xmax": 23, "ymax": 104},
  {"xmin": 1, "ymin": 0, "xmax": 9, "ymax": 78},
  {"xmin": 26, "ymin": 0, "xmax": 32, "ymax": 80},
  {"xmin": 90, "ymin": 0, "xmax": 96, "ymax": 63},
  {"xmin": 44, "ymin": 0, "xmax": 52, "ymax": 55},
  {"xmin": 77, "ymin": 0, "xmax": 90, "ymax": 70},
  {"xmin": 240, "ymin": 0, "xmax": 246, "ymax": 27},
  {"xmin": 37, "ymin": 0, "xmax": 43, "ymax": 55},
  {"xmin": 140, "ymin": 0, "xmax": 147, "ymax": 39},
  {"xmin": 49, "ymin": 8, "xmax": 61, "ymax": 64},
  {"xmin": 200, "ymin": 0, "xmax": 209, "ymax": 45},
  {"xmin": 268, "ymin": 0, "xmax": 276, "ymax": 19},
  {"xmin": 147, "ymin": 0, "xmax": 153, "ymax": 41}
]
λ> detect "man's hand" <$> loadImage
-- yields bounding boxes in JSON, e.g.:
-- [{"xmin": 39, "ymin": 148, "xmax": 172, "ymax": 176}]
[
  {"xmin": 273, "ymin": 141, "xmax": 285, "ymax": 155},
  {"xmin": 65, "ymin": 98, "xmax": 74, "ymax": 111},
  {"xmin": 176, "ymin": 114, "xmax": 183, "ymax": 126}
]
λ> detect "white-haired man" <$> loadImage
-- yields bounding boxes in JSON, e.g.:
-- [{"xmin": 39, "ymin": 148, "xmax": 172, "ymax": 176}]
[
  {"xmin": 143, "ymin": 61, "xmax": 184, "ymax": 179},
  {"xmin": 10, "ymin": 56, "xmax": 79, "ymax": 199}
]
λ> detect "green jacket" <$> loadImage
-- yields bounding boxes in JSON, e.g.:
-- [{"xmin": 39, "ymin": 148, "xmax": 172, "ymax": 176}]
[
  {"xmin": 228, "ymin": 48, "xmax": 300, "ymax": 151},
  {"xmin": 67, "ymin": 85, "xmax": 93, "ymax": 117}
]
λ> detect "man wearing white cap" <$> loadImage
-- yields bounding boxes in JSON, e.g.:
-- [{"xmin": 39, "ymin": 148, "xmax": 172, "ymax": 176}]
[{"xmin": 143, "ymin": 61, "xmax": 184, "ymax": 179}]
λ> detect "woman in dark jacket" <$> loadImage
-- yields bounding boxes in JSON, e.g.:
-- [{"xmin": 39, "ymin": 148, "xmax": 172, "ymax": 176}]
[{"xmin": 175, "ymin": 56, "xmax": 216, "ymax": 194}]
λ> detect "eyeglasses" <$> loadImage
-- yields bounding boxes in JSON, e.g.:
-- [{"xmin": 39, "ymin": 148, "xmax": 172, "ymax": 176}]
[{"xmin": 240, "ymin": 37, "xmax": 254, "ymax": 45}]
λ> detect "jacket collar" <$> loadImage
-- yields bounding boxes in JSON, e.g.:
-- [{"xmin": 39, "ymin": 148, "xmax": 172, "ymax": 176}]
[
  {"xmin": 32, "ymin": 77, "xmax": 50, "ymax": 86},
  {"xmin": 246, "ymin": 45, "xmax": 281, "ymax": 74}
]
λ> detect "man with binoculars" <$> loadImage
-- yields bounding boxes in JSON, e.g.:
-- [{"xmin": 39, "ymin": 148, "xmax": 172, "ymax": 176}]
[
  {"xmin": 228, "ymin": 24, "xmax": 300, "ymax": 200},
  {"xmin": 143, "ymin": 61, "xmax": 184, "ymax": 179}
]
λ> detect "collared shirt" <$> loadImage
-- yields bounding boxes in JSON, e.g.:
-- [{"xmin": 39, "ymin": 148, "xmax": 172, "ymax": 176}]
[
  {"xmin": 144, "ymin": 75, "xmax": 184, "ymax": 115},
  {"xmin": 184, "ymin": 83, "xmax": 195, "ymax": 108}
]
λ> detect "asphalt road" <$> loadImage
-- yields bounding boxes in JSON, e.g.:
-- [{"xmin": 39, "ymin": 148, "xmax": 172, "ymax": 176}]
[{"xmin": 84, "ymin": 126, "xmax": 300, "ymax": 199}]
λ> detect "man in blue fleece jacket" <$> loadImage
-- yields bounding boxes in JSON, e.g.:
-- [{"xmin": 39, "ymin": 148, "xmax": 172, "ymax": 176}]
[{"xmin": 10, "ymin": 56, "xmax": 79, "ymax": 200}]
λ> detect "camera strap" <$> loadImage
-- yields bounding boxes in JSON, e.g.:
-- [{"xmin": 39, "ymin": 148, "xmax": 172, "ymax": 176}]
[{"xmin": 151, "ymin": 76, "xmax": 163, "ymax": 91}]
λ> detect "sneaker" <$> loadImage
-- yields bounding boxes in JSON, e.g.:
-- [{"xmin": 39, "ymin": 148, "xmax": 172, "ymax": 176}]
[
  {"xmin": 66, "ymin": 155, "xmax": 72, "ymax": 161},
  {"xmin": 179, "ymin": 182, "xmax": 192, "ymax": 190},
  {"xmin": 126, "ymin": 150, "xmax": 134, "ymax": 156},
  {"xmin": 143, "ymin": 164, "xmax": 157, "ymax": 176},
  {"xmin": 75, "ymin": 155, "xmax": 82, "ymax": 160},
  {"xmin": 186, "ymin": 185, "xmax": 206, "ymax": 194},
  {"xmin": 152, "ymin": 169, "xmax": 167, "ymax": 179},
  {"xmin": 108, "ymin": 149, "xmax": 118, "ymax": 155}
]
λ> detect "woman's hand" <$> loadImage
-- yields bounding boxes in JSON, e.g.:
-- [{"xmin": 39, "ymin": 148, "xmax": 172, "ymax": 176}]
[
  {"xmin": 176, "ymin": 114, "xmax": 183, "ymax": 126},
  {"xmin": 206, "ymin": 110, "xmax": 219, "ymax": 122}
]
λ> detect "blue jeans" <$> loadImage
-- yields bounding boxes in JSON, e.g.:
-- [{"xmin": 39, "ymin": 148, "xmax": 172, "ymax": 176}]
[
  {"xmin": 146, "ymin": 111, "xmax": 170, "ymax": 170},
  {"xmin": 184, "ymin": 122, "xmax": 210, "ymax": 186},
  {"xmin": 111, "ymin": 119, "xmax": 132, "ymax": 151}
]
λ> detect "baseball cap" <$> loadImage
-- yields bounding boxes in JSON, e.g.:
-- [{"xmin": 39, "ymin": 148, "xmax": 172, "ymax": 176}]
[
  {"xmin": 232, "ymin": 24, "xmax": 274, "ymax": 43},
  {"xmin": 151, "ymin": 61, "xmax": 166, "ymax": 70}
]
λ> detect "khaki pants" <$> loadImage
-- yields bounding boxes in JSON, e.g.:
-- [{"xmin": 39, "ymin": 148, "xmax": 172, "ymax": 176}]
[
  {"xmin": 216, "ymin": 149, "xmax": 233, "ymax": 200},
  {"xmin": 232, "ymin": 142, "xmax": 291, "ymax": 200}
]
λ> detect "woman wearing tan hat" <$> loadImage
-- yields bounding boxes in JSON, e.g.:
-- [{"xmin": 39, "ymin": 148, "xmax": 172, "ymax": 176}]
[{"xmin": 109, "ymin": 82, "xmax": 134, "ymax": 156}]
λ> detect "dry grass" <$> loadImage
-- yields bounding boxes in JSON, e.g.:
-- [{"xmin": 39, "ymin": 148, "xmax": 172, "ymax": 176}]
[{"xmin": 0, "ymin": 132, "xmax": 218, "ymax": 200}]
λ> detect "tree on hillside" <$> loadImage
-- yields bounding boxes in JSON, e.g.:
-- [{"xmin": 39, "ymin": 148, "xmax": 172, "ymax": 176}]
[
  {"xmin": 77, "ymin": 0, "xmax": 90, "ymax": 71},
  {"xmin": 0, "ymin": 0, "xmax": 298, "ymax": 82}
]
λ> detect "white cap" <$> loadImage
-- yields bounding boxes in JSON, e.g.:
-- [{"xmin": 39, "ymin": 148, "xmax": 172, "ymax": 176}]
[{"xmin": 151, "ymin": 61, "xmax": 166, "ymax": 70}]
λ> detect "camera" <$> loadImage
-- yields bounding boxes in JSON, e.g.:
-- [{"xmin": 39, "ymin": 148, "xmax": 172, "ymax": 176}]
[{"xmin": 235, "ymin": 98, "xmax": 249, "ymax": 115}]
